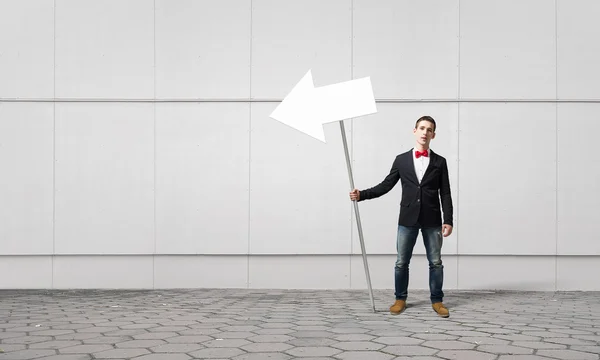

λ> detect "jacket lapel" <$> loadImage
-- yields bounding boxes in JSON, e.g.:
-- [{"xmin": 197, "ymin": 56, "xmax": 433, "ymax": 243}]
[
  {"xmin": 405, "ymin": 151, "xmax": 420, "ymax": 185},
  {"xmin": 421, "ymin": 150, "xmax": 438, "ymax": 183}
]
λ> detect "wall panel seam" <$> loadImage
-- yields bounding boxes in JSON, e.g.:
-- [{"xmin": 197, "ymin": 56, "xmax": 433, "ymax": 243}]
[
  {"xmin": 349, "ymin": 0, "xmax": 354, "ymax": 288},
  {"xmin": 4, "ymin": 98, "xmax": 600, "ymax": 103},
  {"xmin": 52, "ymin": 0, "xmax": 57, "ymax": 289},
  {"xmin": 456, "ymin": 0, "xmax": 461, "ymax": 289},
  {"xmin": 554, "ymin": 0, "xmax": 559, "ymax": 291},
  {"xmin": 153, "ymin": 0, "xmax": 157, "ymax": 290},
  {"xmin": 247, "ymin": 0, "xmax": 254, "ymax": 289},
  {"xmin": 4, "ymin": 254, "xmax": 599, "ymax": 257}
]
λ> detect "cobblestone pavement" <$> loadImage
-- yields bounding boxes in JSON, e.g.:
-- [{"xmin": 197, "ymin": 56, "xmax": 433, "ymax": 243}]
[{"xmin": 1, "ymin": 289, "xmax": 599, "ymax": 359}]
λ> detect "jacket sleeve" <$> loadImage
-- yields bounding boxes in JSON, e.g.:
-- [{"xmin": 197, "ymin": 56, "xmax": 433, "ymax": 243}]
[
  {"xmin": 440, "ymin": 158, "xmax": 454, "ymax": 226},
  {"xmin": 358, "ymin": 158, "xmax": 400, "ymax": 201}
]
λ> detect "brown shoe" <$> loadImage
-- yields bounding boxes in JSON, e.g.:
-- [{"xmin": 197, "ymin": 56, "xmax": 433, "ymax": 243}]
[
  {"xmin": 389, "ymin": 299, "xmax": 406, "ymax": 315},
  {"xmin": 432, "ymin": 302, "xmax": 449, "ymax": 318}
]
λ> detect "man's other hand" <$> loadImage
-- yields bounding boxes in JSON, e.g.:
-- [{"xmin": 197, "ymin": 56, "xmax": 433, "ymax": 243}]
[
  {"xmin": 349, "ymin": 189, "xmax": 360, "ymax": 201},
  {"xmin": 442, "ymin": 224, "xmax": 453, "ymax": 237}
]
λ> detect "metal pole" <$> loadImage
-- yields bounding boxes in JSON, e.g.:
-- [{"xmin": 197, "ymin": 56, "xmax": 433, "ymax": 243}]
[{"xmin": 339, "ymin": 120, "xmax": 375, "ymax": 313}]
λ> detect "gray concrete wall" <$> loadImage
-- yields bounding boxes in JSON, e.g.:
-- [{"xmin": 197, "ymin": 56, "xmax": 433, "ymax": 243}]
[{"xmin": 1, "ymin": 0, "xmax": 599, "ymax": 291}]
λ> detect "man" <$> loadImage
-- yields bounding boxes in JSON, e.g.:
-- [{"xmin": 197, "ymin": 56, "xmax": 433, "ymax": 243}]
[{"xmin": 349, "ymin": 115, "xmax": 453, "ymax": 317}]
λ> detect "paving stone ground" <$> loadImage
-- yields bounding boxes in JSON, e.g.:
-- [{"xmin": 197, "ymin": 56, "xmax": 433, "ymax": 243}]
[{"xmin": 1, "ymin": 289, "xmax": 599, "ymax": 359}]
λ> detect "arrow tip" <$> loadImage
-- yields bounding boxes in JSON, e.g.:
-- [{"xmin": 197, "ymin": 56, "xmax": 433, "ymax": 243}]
[{"xmin": 269, "ymin": 69, "xmax": 327, "ymax": 143}]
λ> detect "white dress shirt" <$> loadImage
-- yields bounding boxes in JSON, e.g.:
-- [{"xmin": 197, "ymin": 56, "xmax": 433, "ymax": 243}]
[{"xmin": 413, "ymin": 148, "xmax": 430, "ymax": 183}]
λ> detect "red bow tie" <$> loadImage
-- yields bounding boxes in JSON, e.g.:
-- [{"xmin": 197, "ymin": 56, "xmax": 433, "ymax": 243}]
[{"xmin": 415, "ymin": 150, "xmax": 429, "ymax": 158}]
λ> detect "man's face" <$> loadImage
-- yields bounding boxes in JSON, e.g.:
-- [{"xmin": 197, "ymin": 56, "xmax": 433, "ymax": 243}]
[{"xmin": 413, "ymin": 120, "xmax": 436, "ymax": 147}]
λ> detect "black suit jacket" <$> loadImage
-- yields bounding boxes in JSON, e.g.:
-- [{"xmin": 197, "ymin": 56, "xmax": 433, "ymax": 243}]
[{"xmin": 358, "ymin": 149, "xmax": 453, "ymax": 228}]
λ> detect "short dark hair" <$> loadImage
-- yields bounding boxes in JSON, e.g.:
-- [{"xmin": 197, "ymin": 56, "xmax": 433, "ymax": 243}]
[{"xmin": 415, "ymin": 115, "xmax": 436, "ymax": 132}]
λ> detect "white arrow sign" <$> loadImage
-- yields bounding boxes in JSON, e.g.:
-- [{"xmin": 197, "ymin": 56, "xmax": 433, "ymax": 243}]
[
  {"xmin": 269, "ymin": 69, "xmax": 379, "ymax": 313},
  {"xmin": 270, "ymin": 69, "xmax": 377, "ymax": 142}
]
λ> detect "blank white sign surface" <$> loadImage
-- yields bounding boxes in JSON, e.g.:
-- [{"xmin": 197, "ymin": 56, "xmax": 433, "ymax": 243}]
[
  {"xmin": 353, "ymin": 0, "xmax": 459, "ymax": 99},
  {"xmin": 155, "ymin": 0, "xmax": 251, "ymax": 99},
  {"xmin": 0, "ymin": 103, "xmax": 54, "ymax": 255},
  {"xmin": 269, "ymin": 70, "xmax": 377, "ymax": 143},
  {"xmin": 0, "ymin": 0, "xmax": 54, "ymax": 98},
  {"xmin": 155, "ymin": 103, "xmax": 250, "ymax": 254},
  {"xmin": 55, "ymin": 0, "xmax": 154, "ymax": 98},
  {"xmin": 557, "ymin": 104, "xmax": 600, "ymax": 255},
  {"xmin": 54, "ymin": 104, "xmax": 154, "ymax": 254},
  {"xmin": 249, "ymin": 103, "xmax": 351, "ymax": 255},
  {"xmin": 557, "ymin": 0, "xmax": 600, "ymax": 99},
  {"xmin": 352, "ymin": 104, "xmax": 459, "ymax": 256},
  {"xmin": 459, "ymin": 0, "xmax": 556, "ymax": 99},
  {"xmin": 458, "ymin": 103, "xmax": 556, "ymax": 255},
  {"xmin": 251, "ymin": 0, "xmax": 351, "ymax": 99}
]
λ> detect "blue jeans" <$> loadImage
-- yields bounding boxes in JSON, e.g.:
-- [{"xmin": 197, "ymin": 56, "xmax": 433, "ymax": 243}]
[{"xmin": 395, "ymin": 225, "xmax": 444, "ymax": 303}]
